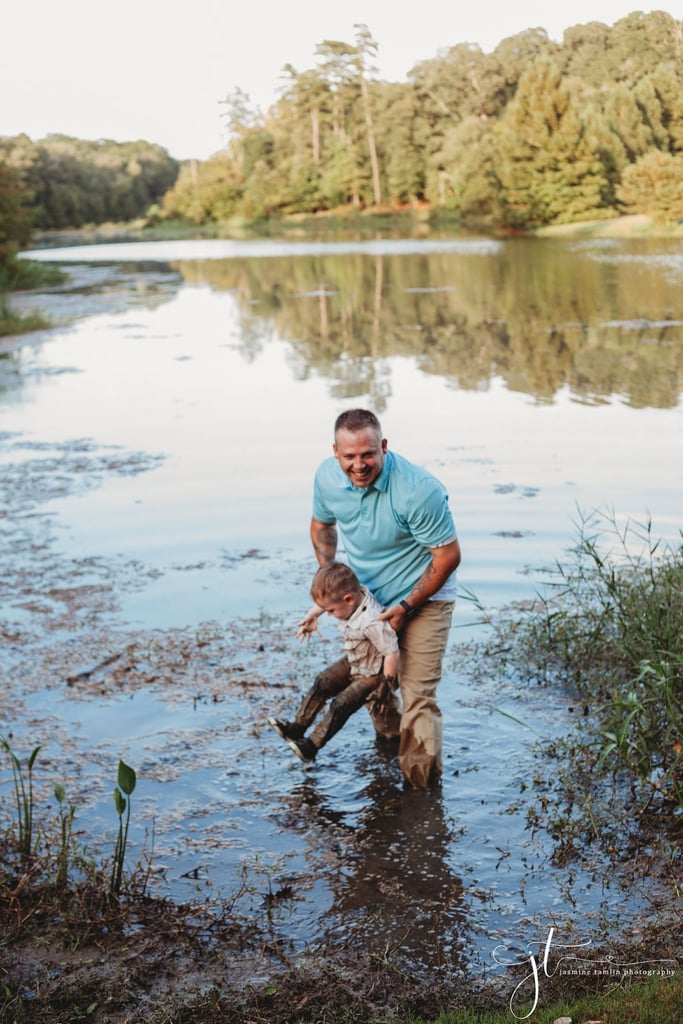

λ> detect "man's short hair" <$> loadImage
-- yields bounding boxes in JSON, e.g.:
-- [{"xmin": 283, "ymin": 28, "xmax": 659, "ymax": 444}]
[
  {"xmin": 311, "ymin": 561, "xmax": 362, "ymax": 602},
  {"xmin": 334, "ymin": 409, "xmax": 382, "ymax": 438}
]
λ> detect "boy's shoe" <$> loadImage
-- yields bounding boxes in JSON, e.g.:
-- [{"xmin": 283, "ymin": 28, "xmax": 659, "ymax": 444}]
[
  {"xmin": 267, "ymin": 717, "xmax": 304, "ymax": 741},
  {"xmin": 285, "ymin": 737, "xmax": 317, "ymax": 763}
]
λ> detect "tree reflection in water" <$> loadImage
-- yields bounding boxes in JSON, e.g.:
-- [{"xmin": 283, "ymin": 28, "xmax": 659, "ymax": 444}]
[
  {"xmin": 277, "ymin": 750, "xmax": 469, "ymax": 978},
  {"xmin": 174, "ymin": 237, "xmax": 683, "ymax": 410}
]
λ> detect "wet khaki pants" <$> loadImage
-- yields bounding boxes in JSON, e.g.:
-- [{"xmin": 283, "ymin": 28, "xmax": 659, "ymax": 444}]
[{"xmin": 389, "ymin": 600, "xmax": 454, "ymax": 789}]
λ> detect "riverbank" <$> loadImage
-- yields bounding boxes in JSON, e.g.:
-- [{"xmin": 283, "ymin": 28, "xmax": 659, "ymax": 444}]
[
  {"xmin": 3, "ymin": 863, "xmax": 681, "ymax": 1023},
  {"xmin": 27, "ymin": 210, "xmax": 683, "ymax": 253},
  {"xmin": 535, "ymin": 212, "xmax": 683, "ymax": 238}
]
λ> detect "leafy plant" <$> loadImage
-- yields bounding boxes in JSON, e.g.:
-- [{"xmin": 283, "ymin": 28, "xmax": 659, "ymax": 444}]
[
  {"xmin": 0, "ymin": 736, "xmax": 41, "ymax": 859},
  {"xmin": 110, "ymin": 759, "xmax": 137, "ymax": 897}
]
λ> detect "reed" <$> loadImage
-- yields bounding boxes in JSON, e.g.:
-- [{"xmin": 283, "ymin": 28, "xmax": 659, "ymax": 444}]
[{"xmin": 0, "ymin": 737, "xmax": 41, "ymax": 860}]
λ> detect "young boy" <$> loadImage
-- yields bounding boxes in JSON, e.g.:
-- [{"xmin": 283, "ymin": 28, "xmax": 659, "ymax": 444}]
[{"xmin": 268, "ymin": 561, "xmax": 400, "ymax": 763}]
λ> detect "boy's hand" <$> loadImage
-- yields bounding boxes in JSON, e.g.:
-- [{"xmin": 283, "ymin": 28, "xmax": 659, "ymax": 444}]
[
  {"xmin": 295, "ymin": 612, "xmax": 321, "ymax": 642},
  {"xmin": 370, "ymin": 674, "xmax": 398, "ymax": 712}
]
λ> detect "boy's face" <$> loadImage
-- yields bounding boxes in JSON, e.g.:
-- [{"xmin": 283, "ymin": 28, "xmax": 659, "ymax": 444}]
[{"xmin": 314, "ymin": 591, "xmax": 360, "ymax": 621}]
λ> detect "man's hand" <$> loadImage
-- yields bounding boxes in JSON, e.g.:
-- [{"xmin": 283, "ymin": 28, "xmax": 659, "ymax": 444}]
[
  {"xmin": 377, "ymin": 538, "xmax": 462, "ymax": 631},
  {"xmin": 377, "ymin": 604, "xmax": 409, "ymax": 631}
]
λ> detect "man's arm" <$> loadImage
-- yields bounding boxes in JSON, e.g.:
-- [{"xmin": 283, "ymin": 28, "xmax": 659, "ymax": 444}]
[
  {"xmin": 310, "ymin": 517, "xmax": 338, "ymax": 566},
  {"xmin": 378, "ymin": 538, "xmax": 461, "ymax": 631}
]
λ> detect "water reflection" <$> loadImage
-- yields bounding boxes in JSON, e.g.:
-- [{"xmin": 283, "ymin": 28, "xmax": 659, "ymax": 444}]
[
  {"xmin": 169, "ymin": 238, "xmax": 683, "ymax": 409},
  {"xmin": 278, "ymin": 751, "xmax": 468, "ymax": 976}
]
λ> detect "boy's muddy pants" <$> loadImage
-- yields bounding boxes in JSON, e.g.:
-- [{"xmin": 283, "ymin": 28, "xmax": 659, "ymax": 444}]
[
  {"xmin": 294, "ymin": 659, "xmax": 395, "ymax": 750},
  {"xmin": 294, "ymin": 599, "xmax": 453, "ymax": 789}
]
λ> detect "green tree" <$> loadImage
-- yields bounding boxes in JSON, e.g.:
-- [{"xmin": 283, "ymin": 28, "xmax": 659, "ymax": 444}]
[
  {"xmin": 642, "ymin": 63, "xmax": 683, "ymax": 154},
  {"xmin": 313, "ymin": 39, "xmax": 362, "ymax": 206},
  {"xmin": 0, "ymin": 163, "xmax": 34, "ymax": 271},
  {"xmin": 163, "ymin": 154, "xmax": 242, "ymax": 223},
  {"xmin": 436, "ymin": 115, "xmax": 499, "ymax": 217},
  {"xmin": 617, "ymin": 150, "xmax": 683, "ymax": 223},
  {"xmin": 606, "ymin": 10, "xmax": 681, "ymax": 84},
  {"xmin": 604, "ymin": 83, "xmax": 655, "ymax": 163},
  {"xmin": 379, "ymin": 83, "xmax": 427, "ymax": 203},
  {"xmin": 495, "ymin": 58, "xmax": 610, "ymax": 227},
  {"xmin": 353, "ymin": 24, "xmax": 382, "ymax": 207},
  {"xmin": 562, "ymin": 20, "xmax": 611, "ymax": 89}
]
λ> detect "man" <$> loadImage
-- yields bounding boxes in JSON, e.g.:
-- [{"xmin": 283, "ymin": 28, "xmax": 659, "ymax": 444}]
[{"xmin": 307, "ymin": 408, "xmax": 461, "ymax": 788}]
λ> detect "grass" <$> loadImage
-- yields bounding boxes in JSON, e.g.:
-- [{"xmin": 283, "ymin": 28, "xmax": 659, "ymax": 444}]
[
  {"xmin": 417, "ymin": 973, "xmax": 683, "ymax": 1023},
  {"xmin": 0, "ymin": 257, "xmax": 66, "ymax": 337},
  {"xmin": 497, "ymin": 508, "xmax": 683, "ymax": 816},
  {"xmin": 0, "ymin": 293, "xmax": 50, "ymax": 337}
]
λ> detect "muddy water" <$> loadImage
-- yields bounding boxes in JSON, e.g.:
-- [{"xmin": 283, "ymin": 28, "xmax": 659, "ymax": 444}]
[{"xmin": 3, "ymin": 237, "xmax": 683, "ymax": 980}]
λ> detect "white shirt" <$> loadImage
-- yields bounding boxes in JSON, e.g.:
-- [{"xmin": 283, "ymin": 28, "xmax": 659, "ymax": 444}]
[{"xmin": 338, "ymin": 586, "xmax": 399, "ymax": 677}]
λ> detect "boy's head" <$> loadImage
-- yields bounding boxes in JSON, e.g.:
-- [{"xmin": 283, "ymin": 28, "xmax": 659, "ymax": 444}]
[{"xmin": 311, "ymin": 562, "xmax": 363, "ymax": 621}]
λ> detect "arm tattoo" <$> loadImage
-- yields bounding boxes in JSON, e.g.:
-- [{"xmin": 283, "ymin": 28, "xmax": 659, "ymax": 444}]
[
  {"xmin": 312, "ymin": 521, "xmax": 337, "ymax": 565},
  {"xmin": 411, "ymin": 562, "xmax": 438, "ymax": 603}
]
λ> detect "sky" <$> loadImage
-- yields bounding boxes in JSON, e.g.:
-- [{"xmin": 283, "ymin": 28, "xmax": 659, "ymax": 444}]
[{"xmin": 4, "ymin": 1, "xmax": 681, "ymax": 161}]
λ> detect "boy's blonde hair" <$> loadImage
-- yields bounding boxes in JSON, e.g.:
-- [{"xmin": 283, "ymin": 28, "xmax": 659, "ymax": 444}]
[{"xmin": 311, "ymin": 562, "xmax": 362, "ymax": 602}]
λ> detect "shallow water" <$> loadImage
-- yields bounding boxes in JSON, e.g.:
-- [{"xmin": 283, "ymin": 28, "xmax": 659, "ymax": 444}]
[{"xmin": 3, "ymin": 235, "xmax": 683, "ymax": 982}]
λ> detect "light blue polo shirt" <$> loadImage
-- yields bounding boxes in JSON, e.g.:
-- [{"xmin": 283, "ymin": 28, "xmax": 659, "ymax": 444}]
[{"xmin": 313, "ymin": 450, "xmax": 457, "ymax": 608}]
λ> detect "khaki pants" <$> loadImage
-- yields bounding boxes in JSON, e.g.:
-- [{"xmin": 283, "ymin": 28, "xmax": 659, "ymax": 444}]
[{"xmin": 384, "ymin": 600, "xmax": 455, "ymax": 789}]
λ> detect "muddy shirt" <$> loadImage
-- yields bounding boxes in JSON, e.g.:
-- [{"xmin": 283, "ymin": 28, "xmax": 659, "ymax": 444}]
[
  {"xmin": 313, "ymin": 450, "xmax": 457, "ymax": 608},
  {"xmin": 339, "ymin": 586, "xmax": 399, "ymax": 677}
]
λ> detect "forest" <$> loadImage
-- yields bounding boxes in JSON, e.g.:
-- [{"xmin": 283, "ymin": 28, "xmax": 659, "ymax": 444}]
[
  {"xmin": 0, "ymin": 135, "xmax": 178, "ymax": 236},
  {"xmin": 1, "ymin": 9, "xmax": 683, "ymax": 251},
  {"xmin": 164, "ymin": 11, "xmax": 683, "ymax": 229}
]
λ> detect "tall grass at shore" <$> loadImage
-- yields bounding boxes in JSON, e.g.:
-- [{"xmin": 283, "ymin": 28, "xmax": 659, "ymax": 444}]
[
  {"xmin": 0, "ymin": 259, "xmax": 64, "ymax": 336},
  {"xmin": 516, "ymin": 509, "xmax": 683, "ymax": 812}
]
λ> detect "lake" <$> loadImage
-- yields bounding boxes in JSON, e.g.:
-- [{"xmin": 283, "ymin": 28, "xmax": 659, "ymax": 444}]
[{"xmin": 2, "ymin": 232, "xmax": 682, "ymax": 986}]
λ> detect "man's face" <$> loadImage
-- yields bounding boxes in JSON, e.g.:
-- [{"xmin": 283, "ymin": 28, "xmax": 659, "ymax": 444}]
[{"xmin": 333, "ymin": 427, "xmax": 387, "ymax": 488}]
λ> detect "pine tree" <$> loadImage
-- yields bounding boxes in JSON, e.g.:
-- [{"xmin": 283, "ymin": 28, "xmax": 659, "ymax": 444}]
[
  {"xmin": 617, "ymin": 150, "xmax": 683, "ymax": 223},
  {"xmin": 495, "ymin": 57, "xmax": 610, "ymax": 227}
]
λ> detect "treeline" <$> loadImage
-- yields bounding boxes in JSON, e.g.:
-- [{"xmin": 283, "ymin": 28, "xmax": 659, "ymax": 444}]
[
  {"xmin": 0, "ymin": 134, "xmax": 178, "ymax": 232},
  {"xmin": 2, "ymin": 11, "xmax": 682, "ymax": 240},
  {"xmin": 165, "ymin": 11, "xmax": 683, "ymax": 228}
]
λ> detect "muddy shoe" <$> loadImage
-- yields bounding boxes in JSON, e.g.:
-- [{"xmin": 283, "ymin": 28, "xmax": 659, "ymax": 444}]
[
  {"xmin": 267, "ymin": 717, "xmax": 304, "ymax": 741},
  {"xmin": 285, "ymin": 737, "xmax": 317, "ymax": 763}
]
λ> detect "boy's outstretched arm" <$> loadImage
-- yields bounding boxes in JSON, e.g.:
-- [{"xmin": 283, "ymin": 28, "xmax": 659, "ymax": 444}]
[
  {"xmin": 383, "ymin": 650, "xmax": 399, "ymax": 683},
  {"xmin": 295, "ymin": 603, "xmax": 324, "ymax": 642}
]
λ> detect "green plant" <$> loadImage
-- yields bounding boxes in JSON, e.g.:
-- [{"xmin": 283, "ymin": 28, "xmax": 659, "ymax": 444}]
[
  {"xmin": 0, "ymin": 736, "xmax": 41, "ymax": 859},
  {"xmin": 53, "ymin": 782, "xmax": 75, "ymax": 888},
  {"xmin": 110, "ymin": 759, "xmax": 137, "ymax": 897},
  {"xmin": 488, "ymin": 509, "xmax": 683, "ymax": 818},
  {"xmin": 597, "ymin": 657, "xmax": 683, "ymax": 807}
]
